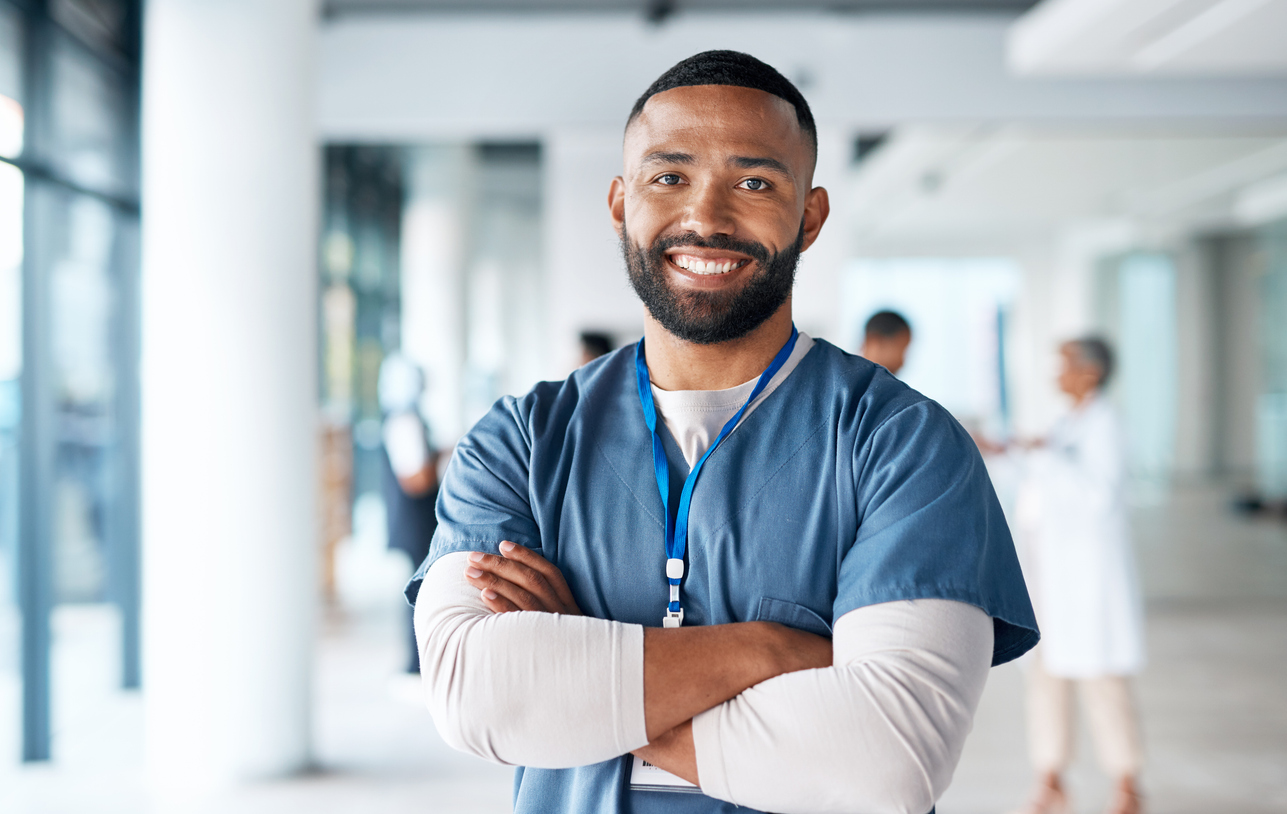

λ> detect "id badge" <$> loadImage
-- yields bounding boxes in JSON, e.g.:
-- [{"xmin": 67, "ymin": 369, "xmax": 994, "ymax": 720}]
[{"xmin": 628, "ymin": 754, "xmax": 701, "ymax": 793}]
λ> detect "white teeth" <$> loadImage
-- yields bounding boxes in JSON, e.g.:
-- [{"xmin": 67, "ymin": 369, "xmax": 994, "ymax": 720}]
[{"xmin": 673, "ymin": 255, "xmax": 743, "ymax": 275}]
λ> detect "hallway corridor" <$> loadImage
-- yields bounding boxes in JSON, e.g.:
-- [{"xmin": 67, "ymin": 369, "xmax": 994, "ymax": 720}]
[{"xmin": 2, "ymin": 482, "xmax": 1285, "ymax": 813}]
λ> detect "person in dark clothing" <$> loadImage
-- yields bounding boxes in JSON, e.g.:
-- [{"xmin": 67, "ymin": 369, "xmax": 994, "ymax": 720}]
[{"xmin": 379, "ymin": 354, "xmax": 440, "ymax": 673}]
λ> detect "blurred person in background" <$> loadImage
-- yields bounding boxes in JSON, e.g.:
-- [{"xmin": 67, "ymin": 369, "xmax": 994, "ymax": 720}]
[
  {"xmin": 981, "ymin": 338, "xmax": 1145, "ymax": 814},
  {"xmin": 379, "ymin": 354, "xmax": 440, "ymax": 675},
  {"xmin": 405, "ymin": 50, "xmax": 1037, "ymax": 814},
  {"xmin": 858, "ymin": 309, "xmax": 912, "ymax": 376},
  {"xmin": 580, "ymin": 330, "xmax": 616, "ymax": 365}
]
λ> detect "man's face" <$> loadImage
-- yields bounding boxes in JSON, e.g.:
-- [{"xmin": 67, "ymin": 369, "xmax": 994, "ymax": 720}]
[{"xmin": 609, "ymin": 85, "xmax": 829, "ymax": 345}]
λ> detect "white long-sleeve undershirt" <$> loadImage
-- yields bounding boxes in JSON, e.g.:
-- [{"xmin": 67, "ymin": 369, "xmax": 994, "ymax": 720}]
[
  {"xmin": 414, "ymin": 551, "xmax": 648, "ymax": 767},
  {"xmin": 414, "ymin": 334, "xmax": 995, "ymax": 811},
  {"xmin": 416, "ymin": 554, "xmax": 992, "ymax": 812},
  {"xmin": 692, "ymin": 598, "xmax": 992, "ymax": 814}
]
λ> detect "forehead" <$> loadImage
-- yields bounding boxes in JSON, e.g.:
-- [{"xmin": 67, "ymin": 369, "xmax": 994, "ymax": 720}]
[{"xmin": 624, "ymin": 84, "xmax": 809, "ymax": 167}]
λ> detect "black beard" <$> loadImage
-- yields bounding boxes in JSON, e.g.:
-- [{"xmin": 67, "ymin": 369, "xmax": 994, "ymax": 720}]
[{"xmin": 620, "ymin": 221, "xmax": 804, "ymax": 345}]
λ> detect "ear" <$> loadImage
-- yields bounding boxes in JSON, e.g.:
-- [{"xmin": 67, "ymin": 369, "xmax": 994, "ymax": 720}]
[
  {"xmin": 608, "ymin": 176, "xmax": 626, "ymax": 238},
  {"xmin": 800, "ymin": 186, "xmax": 830, "ymax": 252}
]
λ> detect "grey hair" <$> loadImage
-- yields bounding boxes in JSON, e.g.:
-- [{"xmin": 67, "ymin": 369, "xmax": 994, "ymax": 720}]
[{"xmin": 1068, "ymin": 336, "xmax": 1115, "ymax": 387}]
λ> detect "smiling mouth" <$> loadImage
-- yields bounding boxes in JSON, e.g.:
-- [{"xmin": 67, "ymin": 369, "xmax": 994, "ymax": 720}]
[{"xmin": 666, "ymin": 253, "xmax": 752, "ymax": 276}]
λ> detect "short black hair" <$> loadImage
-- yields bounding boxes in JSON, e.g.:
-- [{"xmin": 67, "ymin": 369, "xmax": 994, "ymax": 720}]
[
  {"xmin": 1068, "ymin": 336, "xmax": 1115, "ymax": 387},
  {"xmin": 627, "ymin": 50, "xmax": 817, "ymax": 153},
  {"xmin": 580, "ymin": 331, "xmax": 615, "ymax": 359},
  {"xmin": 864, "ymin": 310, "xmax": 911, "ymax": 338}
]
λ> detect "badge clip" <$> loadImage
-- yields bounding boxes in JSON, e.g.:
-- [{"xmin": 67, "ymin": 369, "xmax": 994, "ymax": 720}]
[{"xmin": 663, "ymin": 607, "xmax": 685, "ymax": 628}]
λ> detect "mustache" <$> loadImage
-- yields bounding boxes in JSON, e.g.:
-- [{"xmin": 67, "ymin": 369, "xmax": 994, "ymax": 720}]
[{"xmin": 648, "ymin": 231, "xmax": 772, "ymax": 266}]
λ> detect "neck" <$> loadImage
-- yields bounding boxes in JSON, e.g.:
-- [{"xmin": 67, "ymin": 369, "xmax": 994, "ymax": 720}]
[
  {"xmin": 642, "ymin": 302, "xmax": 794, "ymax": 391},
  {"xmin": 1071, "ymin": 389, "xmax": 1097, "ymax": 409}
]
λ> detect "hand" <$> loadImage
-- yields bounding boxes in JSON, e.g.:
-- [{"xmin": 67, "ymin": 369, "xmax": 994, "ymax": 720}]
[
  {"xmin": 396, "ymin": 464, "xmax": 436, "ymax": 497},
  {"xmin": 464, "ymin": 541, "xmax": 583, "ymax": 616},
  {"xmin": 970, "ymin": 432, "xmax": 1007, "ymax": 456}
]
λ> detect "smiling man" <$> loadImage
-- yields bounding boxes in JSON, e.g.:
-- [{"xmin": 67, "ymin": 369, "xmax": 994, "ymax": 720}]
[{"xmin": 407, "ymin": 51, "xmax": 1038, "ymax": 814}]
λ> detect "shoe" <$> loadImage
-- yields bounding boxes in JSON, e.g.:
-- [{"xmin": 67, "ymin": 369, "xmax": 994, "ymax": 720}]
[
  {"xmin": 1103, "ymin": 782, "xmax": 1143, "ymax": 814},
  {"xmin": 1008, "ymin": 782, "xmax": 1070, "ymax": 814}
]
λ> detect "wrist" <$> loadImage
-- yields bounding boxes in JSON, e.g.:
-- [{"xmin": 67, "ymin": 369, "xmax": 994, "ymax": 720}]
[
  {"xmin": 739, "ymin": 621, "xmax": 791, "ymax": 681},
  {"xmin": 743, "ymin": 620, "xmax": 832, "ymax": 677}
]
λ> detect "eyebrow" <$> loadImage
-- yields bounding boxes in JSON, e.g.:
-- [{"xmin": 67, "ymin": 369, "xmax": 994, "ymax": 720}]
[
  {"xmin": 729, "ymin": 155, "xmax": 793, "ymax": 177},
  {"xmin": 639, "ymin": 152, "xmax": 795, "ymax": 179},
  {"xmin": 641, "ymin": 151, "xmax": 696, "ymax": 166}
]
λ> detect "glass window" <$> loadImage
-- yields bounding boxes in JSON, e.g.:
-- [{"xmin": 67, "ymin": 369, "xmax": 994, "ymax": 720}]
[
  {"xmin": 0, "ymin": 4, "xmax": 19, "ymax": 101},
  {"xmin": 50, "ymin": 0, "xmax": 131, "ymax": 60},
  {"xmin": 41, "ymin": 189, "xmax": 117, "ymax": 603},
  {"xmin": 841, "ymin": 257, "xmax": 1021, "ymax": 431},
  {"xmin": 1116, "ymin": 253, "xmax": 1178, "ymax": 488},
  {"xmin": 0, "ymin": 125, "xmax": 21, "ymax": 771},
  {"xmin": 2, "ymin": 0, "xmax": 140, "ymax": 766},
  {"xmin": 0, "ymin": 161, "xmax": 20, "ymax": 401},
  {"xmin": 47, "ymin": 31, "xmax": 132, "ymax": 197},
  {"xmin": 322, "ymin": 146, "xmax": 404, "ymax": 503},
  {"xmin": 0, "ymin": 3, "xmax": 23, "ymax": 159},
  {"xmin": 1256, "ymin": 225, "xmax": 1287, "ymax": 500}
]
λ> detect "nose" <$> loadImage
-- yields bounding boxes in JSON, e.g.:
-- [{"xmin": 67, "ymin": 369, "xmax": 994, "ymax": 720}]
[{"xmin": 679, "ymin": 180, "xmax": 737, "ymax": 238}]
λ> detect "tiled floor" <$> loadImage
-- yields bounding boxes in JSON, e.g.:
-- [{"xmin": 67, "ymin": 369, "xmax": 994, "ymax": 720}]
[
  {"xmin": 2, "ymin": 482, "xmax": 1285, "ymax": 813},
  {"xmin": 941, "ymin": 485, "xmax": 1287, "ymax": 814}
]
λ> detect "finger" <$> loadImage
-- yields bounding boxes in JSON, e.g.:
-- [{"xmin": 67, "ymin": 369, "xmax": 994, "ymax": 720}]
[
  {"xmin": 498, "ymin": 542, "xmax": 580, "ymax": 611},
  {"xmin": 467, "ymin": 554, "xmax": 561, "ymax": 609},
  {"xmin": 479, "ymin": 587, "xmax": 521, "ymax": 614},
  {"xmin": 464, "ymin": 563, "xmax": 549, "ymax": 612},
  {"xmin": 467, "ymin": 551, "xmax": 566, "ymax": 611}
]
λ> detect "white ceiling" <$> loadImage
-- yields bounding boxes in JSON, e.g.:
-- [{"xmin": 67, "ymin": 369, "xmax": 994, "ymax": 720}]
[
  {"xmin": 846, "ymin": 125, "xmax": 1287, "ymax": 253},
  {"xmin": 1009, "ymin": 0, "xmax": 1287, "ymax": 75},
  {"xmin": 314, "ymin": 7, "xmax": 1287, "ymax": 255},
  {"xmin": 318, "ymin": 13, "xmax": 1287, "ymax": 140},
  {"xmin": 324, "ymin": 0, "xmax": 1039, "ymax": 10}
]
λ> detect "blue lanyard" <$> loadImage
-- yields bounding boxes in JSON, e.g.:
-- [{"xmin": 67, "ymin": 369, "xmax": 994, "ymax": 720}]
[{"xmin": 634, "ymin": 326, "xmax": 799, "ymax": 627}]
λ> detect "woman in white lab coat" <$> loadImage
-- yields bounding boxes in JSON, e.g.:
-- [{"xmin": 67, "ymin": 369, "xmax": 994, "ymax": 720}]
[{"xmin": 1007, "ymin": 338, "xmax": 1146, "ymax": 814}]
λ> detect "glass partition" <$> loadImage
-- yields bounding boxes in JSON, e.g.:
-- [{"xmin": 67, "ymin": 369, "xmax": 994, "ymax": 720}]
[
  {"xmin": 47, "ymin": 29, "xmax": 133, "ymax": 198},
  {"xmin": 1256, "ymin": 223, "xmax": 1287, "ymax": 499},
  {"xmin": 0, "ymin": 0, "xmax": 139, "ymax": 766},
  {"xmin": 841, "ymin": 256, "xmax": 1021, "ymax": 433},
  {"xmin": 1117, "ymin": 253, "xmax": 1179, "ymax": 491},
  {"xmin": 0, "ymin": 4, "xmax": 20, "ymax": 158},
  {"xmin": 0, "ymin": 0, "xmax": 22, "ymax": 766}
]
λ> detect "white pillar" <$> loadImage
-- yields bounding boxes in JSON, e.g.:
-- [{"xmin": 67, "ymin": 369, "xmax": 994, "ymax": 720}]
[
  {"xmin": 793, "ymin": 126, "xmax": 850, "ymax": 343},
  {"xmin": 543, "ymin": 129, "xmax": 639, "ymax": 376},
  {"xmin": 140, "ymin": 0, "xmax": 318, "ymax": 791},
  {"xmin": 401, "ymin": 146, "xmax": 472, "ymax": 445}
]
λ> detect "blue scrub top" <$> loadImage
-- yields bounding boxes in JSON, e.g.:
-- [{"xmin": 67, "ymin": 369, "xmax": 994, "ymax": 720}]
[{"xmin": 407, "ymin": 338, "xmax": 1038, "ymax": 814}]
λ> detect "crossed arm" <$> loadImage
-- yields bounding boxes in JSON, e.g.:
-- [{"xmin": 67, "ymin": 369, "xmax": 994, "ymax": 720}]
[
  {"xmin": 462, "ymin": 541, "xmax": 832, "ymax": 782},
  {"xmin": 416, "ymin": 542, "xmax": 993, "ymax": 813}
]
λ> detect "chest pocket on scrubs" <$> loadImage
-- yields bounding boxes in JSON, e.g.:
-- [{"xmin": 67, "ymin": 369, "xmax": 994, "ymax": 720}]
[{"xmin": 755, "ymin": 597, "xmax": 833, "ymax": 638}]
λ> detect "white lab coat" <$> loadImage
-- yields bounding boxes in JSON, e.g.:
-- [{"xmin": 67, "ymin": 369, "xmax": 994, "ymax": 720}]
[{"xmin": 1017, "ymin": 395, "xmax": 1145, "ymax": 678}]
